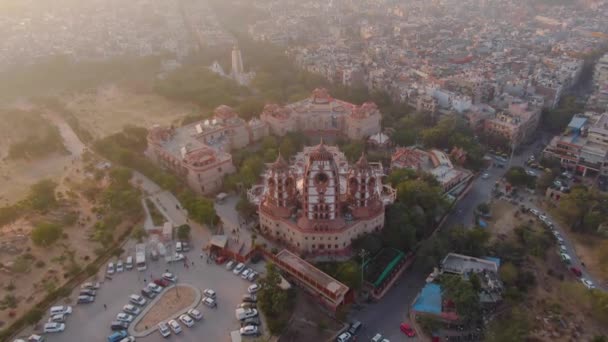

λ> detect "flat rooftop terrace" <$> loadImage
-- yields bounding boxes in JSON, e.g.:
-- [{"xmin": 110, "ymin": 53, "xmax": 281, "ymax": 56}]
[{"xmin": 441, "ymin": 253, "xmax": 499, "ymax": 275}]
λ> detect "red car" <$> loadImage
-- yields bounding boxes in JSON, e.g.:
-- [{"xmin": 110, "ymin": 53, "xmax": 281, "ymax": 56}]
[
  {"xmin": 400, "ymin": 323, "xmax": 416, "ymax": 337},
  {"xmin": 154, "ymin": 278, "xmax": 170, "ymax": 287},
  {"xmin": 570, "ymin": 267, "xmax": 582, "ymax": 277},
  {"xmin": 215, "ymin": 255, "xmax": 227, "ymax": 264}
]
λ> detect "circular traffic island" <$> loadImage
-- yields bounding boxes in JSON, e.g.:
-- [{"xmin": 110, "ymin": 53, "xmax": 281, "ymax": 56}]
[{"xmin": 130, "ymin": 284, "xmax": 201, "ymax": 337}]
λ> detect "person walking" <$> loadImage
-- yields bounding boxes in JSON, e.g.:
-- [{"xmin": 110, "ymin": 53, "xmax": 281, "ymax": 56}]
[{"xmin": 103, "ymin": 304, "xmax": 107, "ymax": 310}]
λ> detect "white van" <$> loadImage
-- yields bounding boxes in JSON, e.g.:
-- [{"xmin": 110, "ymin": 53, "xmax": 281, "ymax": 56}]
[
  {"xmin": 125, "ymin": 256, "xmax": 133, "ymax": 270},
  {"xmin": 49, "ymin": 305, "xmax": 72, "ymax": 316},
  {"xmin": 175, "ymin": 242, "xmax": 183, "ymax": 253}
]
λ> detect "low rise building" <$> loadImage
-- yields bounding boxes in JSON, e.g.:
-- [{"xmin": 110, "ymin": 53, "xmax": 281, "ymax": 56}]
[
  {"xmin": 483, "ymin": 96, "xmax": 541, "ymax": 148},
  {"xmin": 391, "ymin": 147, "xmax": 473, "ymax": 194}
]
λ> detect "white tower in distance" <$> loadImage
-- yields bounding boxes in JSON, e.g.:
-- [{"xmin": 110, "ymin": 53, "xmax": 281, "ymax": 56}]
[{"xmin": 231, "ymin": 45, "xmax": 244, "ymax": 77}]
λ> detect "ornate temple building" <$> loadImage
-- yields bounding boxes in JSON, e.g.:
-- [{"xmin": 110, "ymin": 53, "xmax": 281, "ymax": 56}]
[
  {"xmin": 260, "ymin": 88, "xmax": 382, "ymax": 140},
  {"xmin": 248, "ymin": 142, "xmax": 396, "ymax": 256},
  {"xmin": 147, "ymin": 105, "xmax": 268, "ymax": 195}
]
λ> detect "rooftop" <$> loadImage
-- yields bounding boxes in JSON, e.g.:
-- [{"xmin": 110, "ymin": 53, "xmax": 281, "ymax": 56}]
[
  {"xmin": 275, "ymin": 249, "xmax": 349, "ymax": 300},
  {"xmin": 440, "ymin": 253, "xmax": 499, "ymax": 275}
]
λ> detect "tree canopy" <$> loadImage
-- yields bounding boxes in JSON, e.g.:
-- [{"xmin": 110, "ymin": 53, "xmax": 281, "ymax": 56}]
[{"xmin": 31, "ymin": 222, "xmax": 63, "ymax": 247}]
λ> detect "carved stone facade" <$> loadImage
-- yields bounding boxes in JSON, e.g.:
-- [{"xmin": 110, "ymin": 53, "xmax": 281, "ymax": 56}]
[{"xmin": 255, "ymin": 142, "xmax": 395, "ymax": 256}]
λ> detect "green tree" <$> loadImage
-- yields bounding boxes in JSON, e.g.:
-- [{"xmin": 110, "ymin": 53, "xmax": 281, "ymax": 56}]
[
  {"xmin": 499, "ymin": 262, "xmax": 519, "ymax": 286},
  {"xmin": 258, "ymin": 263, "xmax": 292, "ymax": 334},
  {"xmin": 177, "ymin": 224, "xmax": 191, "ymax": 241},
  {"xmin": 236, "ymin": 194, "xmax": 257, "ymax": 220},
  {"xmin": 505, "ymin": 167, "xmax": 535, "ymax": 188},
  {"xmin": 439, "ymin": 274, "xmax": 481, "ymax": 324},
  {"xmin": 29, "ymin": 179, "xmax": 58, "ymax": 211},
  {"xmin": 485, "ymin": 307, "xmax": 531, "ymax": 342},
  {"xmin": 31, "ymin": 222, "xmax": 63, "ymax": 247}
]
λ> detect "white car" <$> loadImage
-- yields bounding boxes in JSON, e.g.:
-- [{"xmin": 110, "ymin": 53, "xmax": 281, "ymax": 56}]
[
  {"xmin": 203, "ymin": 288, "xmax": 216, "ymax": 299},
  {"xmin": 119, "ymin": 337, "xmax": 136, "ymax": 342},
  {"xmin": 226, "ymin": 260, "xmax": 235, "ymax": 270},
  {"xmin": 125, "ymin": 256, "xmax": 133, "ymax": 270},
  {"xmin": 240, "ymin": 325, "xmax": 260, "ymax": 336},
  {"xmin": 50, "ymin": 305, "xmax": 72, "ymax": 316},
  {"xmin": 233, "ymin": 263, "xmax": 245, "ymax": 275},
  {"xmin": 559, "ymin": 244, "xmax": 567, "ymax": 253},
  {"xmin": 43, "ymin": 322, "xmax": 65, "ymax": 333},
  {"xmin": 81, "ymin": 282, "xmax": 101, "ymax": 290},
  {"xmin": 116, "ymin": 260, "xmax": 124, "ymax": 272},
  {"xmin": 581, "ymin": 278, "xmax": 596, "ymax": 290},
  {"xmin": 147, "ymin": 283, "xmax": 163, "ymax": 293},
  {"xmin": 107, "ymin": 262, "xmax": 115, "ymax": 275},
  {"xmin": 129, "ymin": 294, "xmax": 147, "ymax": 306},
  {"xmin": 123, "ymin": 304, "xmax": 141, "ymax": 316},
  {"xmin": 203, "ymin": 297, "xmax": 217, "ymax": 308},
  {"xmin": 247, "ymin": 271, "xmax": 258, "ymax": 282},
  {"xmin": 116, "ymin": 313, "xmax": 134, "ymax": 323},
  {"xmin": 158, "ymin": 322, "xmax": 171, "ymax": 337},
  {"xmin": 336, "ymin": 332, "xmax": 352, "ymax": 342},
  {"xmin": 187, "ymin": 308, "xmax": 203, "ymax": 320},
  {"xmin": 481, "ymin": 173, "xmax": 489, "ymax": 179},
  {"xmin": 162, "ymin": 272, "xmax": 177, "ymax": 282},
  {"xmin": 530, "ymin": 209, "xmax": 540, "ymax": 217},
  {"xmin": 371, "ymin": 333, "xmax": 383, "ymax": 342},
  {"xmin": 539, "ymin": 214, "xmax": 548, "ymax": 222},
  {"xmin": 179, "ymin": 314, "xmax": 195, "ymax": 327},
  {"xmin": 241, "ymin": 268, "xmax": 252, "ymax": 280},
  {"xmin": 248, "ymin": 284, "xmax": 261, "ymax": 294},
  {"xmin": 168, "ymin": 319, "xmax": 182, "ymax": 334},
  {"xmin": 48, "ymin": 314, "xmax": 66, "ymax": 323}
]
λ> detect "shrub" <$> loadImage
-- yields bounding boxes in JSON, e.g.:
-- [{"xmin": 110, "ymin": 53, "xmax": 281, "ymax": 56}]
[
  {"xmin": 30, "ymin": 222, "xmax": 63, "ymax": 247},
  {"xmin": 35, "ymin": 260, "xmax": 46, "ymax": 268},
  {"xmin": 24, "ymin": 308, "xmax": 44, "ymax": 324}
]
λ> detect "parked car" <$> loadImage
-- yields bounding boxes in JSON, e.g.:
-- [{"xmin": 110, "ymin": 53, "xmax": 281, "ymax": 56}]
[
  {"xmin": 203, "ymin": 297, "xmax": 217, "ymax": 308},
  {"xmin": 116, "ymin": 260, "xmax": 124, "ymax": 272},
  {"xmin": 123, "ymin": 304, "xmax": 141, "ymax": 316},
  {"xmin": 570, "ymin": 267, "xmax": 582, "ymax": 277},
  {"xmin": 400, "ymin": 323, "xmax": 416, "ymax": 337},
  {"xmin": 147, "ymin": 283, "xmax": 163, "ymax": 293},
  {"xmin": 560, "ymin": 253, "xmax": 572, "ymax": 264},
  {"xmin": 116, "ymin": 313, "xmax": 134, "ymax": 323},
  {"xmin": 179, "ymin": 314, "xmax": 195, "ymax": 327},
  {"xmin": 203, "ymin": 288, "xmax": 216, "ymax": 299},
  {"xmin": 107, "ymin": 262, "xmax": 115, "ymax": 275},
  {"xmin": 110, "ymin": 321, "xmax": 129, "ymax": 331},
  {"xmin": 371, "ymin": 333, "xmax": 383, "ymax": 342},
  {"xmin": 348, "ymin": 321, "xmax": 362, "ymax": 335},
  {"xmin": 182, "ymin": 242, "xmax": 190, "ymax": 252},
  {"xmin": 187, "ymin": 308, "xmax": 203, "ymax": 321},
  {"xmin": 247, "ymin": 271, "xmax": 258, "ymax": 282},
  {"xmin": 581, "ymin": 278, "xmax": 596, "ymax": 290},
  {"xmin": 238, "ymin": 302, "xmax": 256, "ymax": 309},
  {"xmin": 248, "ymin": 284, "xmax": 261, "ymax": 294},
  {"xmin": 162, "ymin": 272, "xmax": 177, "ymax": 282},
  {"xmin": 336, "ymin": 332, "xmax": 352, "ymax": 342},
  {"xmin": 154, "ymin": 278, "xmax": 170, "ymax": 287},
  {"xmin": 48, "ymin": 314, "xmax": 66, "ymax": 323},
  {"xmin": 215, "ymin": 255, "xmax": 227, "ymax": 264},
  {"xmin": 529, "ymin": 209, "xmax": 540, "ymax": 217},
  {"xmin": 226, "ymin": 260, "xmax": 235, "ymax": 270},
  {"xmin": 168, "ymin": 319, "xmax": 182, "ymax": 334},
  {"xmin": 118, "ymin": 337, "xmax": 135, "ymax": 342},
  {"xmin": 481, "ymin": 173, "xmax": 490, "ymax": 179},
  {"xmin": 242, "ymin": 294, "xmax": 257, "ymax": 303},
  {"xmin": 240, "ymin": 316, "xmax": 260, "ymax": 326},
  {"xmin": 107, "ymin": 331, "xmax": 128, "ymax": 342},
  {"xmin": 141, "ymin": 287, "xmax": 156, "ymax": 299},
  {"xmin": 240, "ymin": 325, "xmax": 260, "ymax": 336},
  {"xmin": 125, "ymin": 256, "xmax": 133, "ymax": 270},
  {"xmin": 241, "ymin": 268, "xmax": 252, "ymax": 280},
  {"xmin": 81, "ymin": 282, "xmax": 100, "ymax": 290},
  {"xmin": 129, "ymin": 294, "xmax": 147, "ymax": 306},
  {"xmin": 157, "ymin": 322, "xmax": 171, "ymax": 337},
  {"xmin": 233, "ymin": 263, "xmax": 246, "ymax": 275},
  {"xmin": 80, "ymin": 289, "xmax": 96, "ymax": 297},
  {"xmin": 50, "ymin": 305, "xmax": 72, "ymax": 316},
  {"xmin": 175, "ymin": 241, "xmax": 182, "ymax": 252},
  {"xmin": 77, "ymin": 295, "xmax": 95, "ymax": 304},
  {"xmin": 26, "ymin": 335, "xmax": 44, "ymax": 342}
]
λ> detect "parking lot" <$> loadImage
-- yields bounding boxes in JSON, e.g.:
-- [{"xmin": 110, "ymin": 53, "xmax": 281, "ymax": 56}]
[{"xmin": 25, "ymin": 239, "xmax": 266, "ymax": 342}]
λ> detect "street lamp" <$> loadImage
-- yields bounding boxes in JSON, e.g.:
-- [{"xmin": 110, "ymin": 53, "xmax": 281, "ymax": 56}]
[{"xmin": 359, "ymin": 249, "xmax": 368, "ymax": 291}]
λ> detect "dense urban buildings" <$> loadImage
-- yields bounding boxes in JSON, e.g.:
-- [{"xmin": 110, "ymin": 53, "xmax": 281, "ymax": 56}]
[
  {"xmin": 146, "ymin": 105, "xmax": 268, "ymax": 195},
  {"xmin": 248, "ymin": 143, "xmax": 396, "ymax": 256},
  {"xmin": 260, "ymin": 88, "xmax": 382, "ymax": 139},
  {"xmin": 543, "ymin": 112, "xmax": 608, "ymax": 177}
]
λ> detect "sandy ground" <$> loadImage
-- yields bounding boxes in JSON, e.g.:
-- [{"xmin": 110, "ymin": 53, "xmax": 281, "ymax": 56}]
[
  {"xmin": 63, "ymin": 85, "xmax": 197, "ymax": 139},
  {"xmin": 134, "ymin": 285, "xmax": 196, "ymax": 332},
  {"xmin": 0, "ymin": 159, "xmax": 135, "ymax": 329},
  {"xmin": 0, "ymin": 153, "xmax": 74, "ymax": 206}
]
